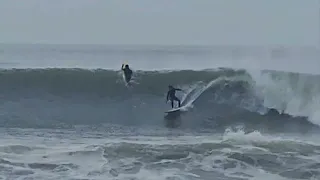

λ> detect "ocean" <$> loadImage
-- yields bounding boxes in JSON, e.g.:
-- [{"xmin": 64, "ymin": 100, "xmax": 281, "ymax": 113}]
[{"xmin": 0, "ymin": 44, "xmax": 320, "ymax": 180}]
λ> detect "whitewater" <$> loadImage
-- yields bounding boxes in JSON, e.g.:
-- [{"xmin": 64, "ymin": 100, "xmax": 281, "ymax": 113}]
[{"xmin": 0, "ymin": 44, "xmax": 320, "ymax": 180}]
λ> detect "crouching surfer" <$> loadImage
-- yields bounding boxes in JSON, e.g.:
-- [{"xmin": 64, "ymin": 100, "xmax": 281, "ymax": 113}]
[
  {"xmin": 166, "ymin": 85, "xmax": 182, "ymax": 108},
  {"xmin": 121, "ymin": 64, "xmax": 133, "ymax": 84}
]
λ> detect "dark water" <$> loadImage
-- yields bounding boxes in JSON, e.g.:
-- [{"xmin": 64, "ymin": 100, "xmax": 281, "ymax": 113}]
[{"xmin": 0, "ymin": 67, "xmax": 317, "ymax": 134}]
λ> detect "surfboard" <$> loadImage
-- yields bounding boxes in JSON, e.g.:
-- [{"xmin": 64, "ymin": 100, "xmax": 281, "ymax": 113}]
[
  {"xmin": 165, "ymin": 107, "xmax": 182, "ymax": 113},
  {"xmin": 122, "ymin": 71, "xmax": 131, "ymax": 86},
  {"xmin": 165, "ymin": 104, "xmax": 188, "ymax": 114}
]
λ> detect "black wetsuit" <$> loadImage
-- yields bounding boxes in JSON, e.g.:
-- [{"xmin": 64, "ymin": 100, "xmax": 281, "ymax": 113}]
[
  {"xmin": 122, "ymin": 65, "xmax": 132, "ymax": 83},
  {"xmin": 166, "ymin": 88, "xmax": 182, "ymax": 108}
]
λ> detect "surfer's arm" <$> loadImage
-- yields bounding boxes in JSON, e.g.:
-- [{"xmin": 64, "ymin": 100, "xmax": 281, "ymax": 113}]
[
  {"xmin": 121, "ymin": 64, "xmax": 124, "ymax": 70},
  {"xmin": 166, "ymin": 91, "xmax": 169, "ymax": 101},
  {"xmin": 175, "ymin": 88, "xmax": 182, "ymax": 91}
]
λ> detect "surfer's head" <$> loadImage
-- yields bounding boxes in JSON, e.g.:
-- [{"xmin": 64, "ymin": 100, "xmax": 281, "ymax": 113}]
[
  {"xmin": 125, "ymin": 64, "xmax": 129, "ymax": 69},
  {"xmin": 168, "ymin": 85, "xmax": 173, "ymax": 89}
]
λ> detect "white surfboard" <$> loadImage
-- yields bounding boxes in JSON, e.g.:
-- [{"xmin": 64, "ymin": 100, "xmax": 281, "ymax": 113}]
[
  {"xmin": 122, "ymin": 71, "xmax": 132, "ymax": 87},
  {"xmin": 165, "ymin": 107, "xmax": 181, "ymax": 113},
  {"xmin": 165, "ymin": 105, "xmax": 189, "ymax": 114}
]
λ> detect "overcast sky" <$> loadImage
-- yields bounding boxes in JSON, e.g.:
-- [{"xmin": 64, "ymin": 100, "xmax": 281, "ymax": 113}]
[{"xmin": 0, "ymin": 0, "xmax": 318, "ymax": 46}]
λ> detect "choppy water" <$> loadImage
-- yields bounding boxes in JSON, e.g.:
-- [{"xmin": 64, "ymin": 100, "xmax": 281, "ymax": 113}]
[
  {"xmin": 2, "ymin": 127, "xmax": 320, "ymax": 180},
  {"xmin": 0, "ymin": 44, "xmax": 320, "ymax": 179}
]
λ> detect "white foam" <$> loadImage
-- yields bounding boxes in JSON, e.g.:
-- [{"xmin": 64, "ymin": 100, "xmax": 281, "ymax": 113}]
[
  {"xmin": 1, "ymin": 127, "xmax": 320, "ymax": 180},
  {"xmin": 248, "ymin": 69, "xmax": 320, "ymax": 126}
]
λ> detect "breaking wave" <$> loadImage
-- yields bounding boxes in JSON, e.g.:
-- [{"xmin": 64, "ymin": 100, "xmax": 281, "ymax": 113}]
[{"xmin": 0, "ymin": 67, "xmax": 319, "ymax": 133}]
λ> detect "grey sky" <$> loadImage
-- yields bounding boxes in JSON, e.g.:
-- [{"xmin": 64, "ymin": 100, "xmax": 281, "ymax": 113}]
[{"xmin": 0, "ymin": 0, "xmax": 318, "ymax": 46}]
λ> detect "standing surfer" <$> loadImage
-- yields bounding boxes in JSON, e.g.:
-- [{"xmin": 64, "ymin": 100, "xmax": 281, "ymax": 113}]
[
  {"xmin": 121, "ymin": 64, "xmax": 133, "ymax": 84},
  {"xmin": 166, "ymin": 85, "xmax": 182, "ymax": 108}
]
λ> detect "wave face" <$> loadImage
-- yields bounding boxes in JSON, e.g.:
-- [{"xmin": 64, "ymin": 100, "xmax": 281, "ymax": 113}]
[{"xmin": 0, "ymin": 67, "xmax": 319, "ymax": 133}]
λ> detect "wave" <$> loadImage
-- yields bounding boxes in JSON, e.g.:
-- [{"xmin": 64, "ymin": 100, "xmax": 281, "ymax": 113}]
[
  {"xmin": 0, "ymin": 68, "xmax": 247, "ymax": 96},
  {"xmin": 0, "ymin": 67, "xmax": 319, "ymax": 132}
]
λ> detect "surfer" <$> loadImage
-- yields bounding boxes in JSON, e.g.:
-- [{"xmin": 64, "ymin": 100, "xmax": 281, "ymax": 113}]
[
  {"xmin": 121, "ymin": 64, "xmax": 133, "ymax": 83},
  {"xmin": 166, "ymin": 85, "xmax": 182, "ymax": 108}
]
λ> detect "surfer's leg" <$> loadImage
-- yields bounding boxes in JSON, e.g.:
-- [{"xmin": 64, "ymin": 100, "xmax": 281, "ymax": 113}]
[
  {"xmin": 174, "ymin": 97, "xmax": 181, "ymax": 107},
  {"xmin": 171, "ymin": 100, "xmax": 174, "ymax": 108},
  {"xmin": 125, "ymin": 76, "xmax": 131, "ymax": 83}
]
